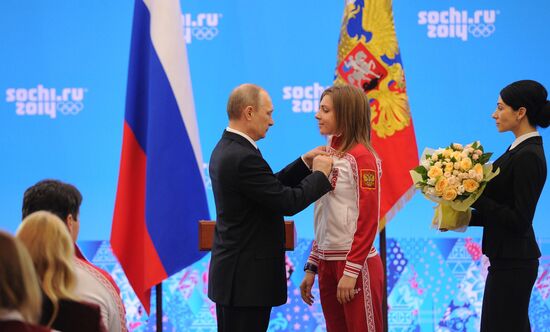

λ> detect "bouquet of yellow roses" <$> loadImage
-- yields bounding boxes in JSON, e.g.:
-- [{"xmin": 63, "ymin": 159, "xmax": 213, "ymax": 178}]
[{"xmin": 410, "ymin": 141, "xmax": 500, "ymax": 231}]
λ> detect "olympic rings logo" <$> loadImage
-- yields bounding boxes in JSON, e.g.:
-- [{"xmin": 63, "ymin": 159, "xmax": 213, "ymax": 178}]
[
  {"xmin": 468, "ymin": 23, "xmax": 496, "ymax": 37},
  {"xmin": 191, "ymin": 27, "xmax": 218, "ymax": 40},
  {"xmin": 57, "ymin": 101, "xmax": 84, "ymax": 115}
]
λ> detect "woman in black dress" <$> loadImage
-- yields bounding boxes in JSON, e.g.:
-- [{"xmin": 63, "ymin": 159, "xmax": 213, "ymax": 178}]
[{"xmin": 469, "ymin": 80, "xmax": 550, "ymax": 331}]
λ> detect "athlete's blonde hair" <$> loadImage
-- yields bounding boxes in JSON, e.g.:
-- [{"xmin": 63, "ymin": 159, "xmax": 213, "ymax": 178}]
[{"xmin": 17, "ymin": 210, "xmax": 78, "ymax": 327}]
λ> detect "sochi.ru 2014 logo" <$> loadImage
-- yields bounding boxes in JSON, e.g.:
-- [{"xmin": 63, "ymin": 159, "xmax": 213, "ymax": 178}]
[
  {"xmin": 5, "ymin": 85, "xmax": 86, "ymax": 119},
  {"xmin": 282, "ymin": 83, "xmax": 329, "ymax": 113},
  {"xmin": 418, "ymin": 7, "xmax": 498, "ymax": 41},
  {"xmin": 182, "ymin": 13, "xmax": 222, "ymax": 44}
]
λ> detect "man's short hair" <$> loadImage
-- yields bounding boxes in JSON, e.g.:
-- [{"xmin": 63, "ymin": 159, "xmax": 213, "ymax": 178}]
[
  {"xmin": 226, "ymin": 83, "xmax": 263, "ymax": 120},
  {"xmin": 22, "ymin": 179, "xmax": 82, "ymax": 223}
]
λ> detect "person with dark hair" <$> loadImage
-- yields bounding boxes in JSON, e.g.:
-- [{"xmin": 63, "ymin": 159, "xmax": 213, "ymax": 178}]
[
  {"xmin": 469, "ymin": 79, "xmax": 550, "ymax": 331},
  {"xmin": 299, "ymin": 84, "xmax": 384, "ymax": 332},
  {"xmin": 208, "ymin": 83, "xmax": 334, "ymax": 332},
  {"xmin": 22, "ymin": 180, "xmax": 82, "ymax": 242},
  {"xmin": 22, "ymin": 179, "xmax": 128, "ymax": 332}
]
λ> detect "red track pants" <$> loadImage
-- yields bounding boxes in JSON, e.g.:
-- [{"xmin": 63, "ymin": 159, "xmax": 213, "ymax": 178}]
[{"xmin": 318, "ymin": 257, "xmax": 384, "ymax": 332}]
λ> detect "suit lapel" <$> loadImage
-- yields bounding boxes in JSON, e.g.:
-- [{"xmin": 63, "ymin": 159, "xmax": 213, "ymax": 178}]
[{"xmin": 493, "ymin": 148, "xmax": 511, "ymax": 170}]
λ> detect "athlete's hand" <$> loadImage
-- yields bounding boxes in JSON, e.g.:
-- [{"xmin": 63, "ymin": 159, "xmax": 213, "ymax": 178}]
[
  {"xmin": 300, "ymin": 271, "xmax": 316, "ymax": 306},
  {"xmin": 337, "ymin": 274, "xmax": 358, "ymax": 304}
]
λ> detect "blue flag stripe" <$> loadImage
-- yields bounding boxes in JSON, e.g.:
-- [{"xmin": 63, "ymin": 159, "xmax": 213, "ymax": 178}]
[{"xmin": 125, "ymin": 0, "xmax": 209, "ymax": 276}]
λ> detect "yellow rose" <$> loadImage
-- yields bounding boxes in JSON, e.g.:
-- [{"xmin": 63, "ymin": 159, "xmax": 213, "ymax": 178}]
[
  {"xmin": 435, "ymin": 178, "xmax": 448, "ymax": 193},
  {"xmin": 442, "ymin": 149, "xmax": 452, "ymax": 158},
  {"xmin": 451, "ymin": 151, "xmax": 462, "ymax": 161},
  {"xmin": 428, "ymin": 166, "xmax": 443, "ymax": 179},
  {"xmin": 473, "ymin": 163, "xmax": 483, "ymax": 176},
  {"xmin": 463, "ymin": 179, "xmax": 480, "ymax": 193},
  {"xmin": 460, "ymin": 157, "xmax": 473, "ymax": 171},
  {"xmin": 452, "ymin": 143, "xmax": 463, "ymax": 150},
  {"xmin": 445, "ymin": 162, "xmax": 454, "ymax": 173},
  {"xmin": 442, "ymin": 188, "xmax": 458, "ymax": 201}
]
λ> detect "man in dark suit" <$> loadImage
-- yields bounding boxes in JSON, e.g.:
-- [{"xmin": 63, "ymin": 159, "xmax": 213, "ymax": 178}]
[{"xmin": 208, "ymin": 83, "xmax": 333, "ymax": 331}]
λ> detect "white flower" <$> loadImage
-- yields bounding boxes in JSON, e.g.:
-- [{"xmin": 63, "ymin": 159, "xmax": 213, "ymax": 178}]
[
  {"xmin": 457, "ymin": 185, "xmax": 465, "ymax": 195},
  {"xmin": 421, "ymin": 159, "xmax": 431, "ymax": 168},
  {"xmin": 427, "ymin": 178, "xmax": 436, "ymax": 186},
  {"xmin": 450, "ymin": 176, "xmax": 459, "ymax": 185},
  {"xmin": 452, "ymin": 143, "xmax": 463, "ymax": 150},
  {"xmin": 454, "ymin": 162, "xmax": 461, "ymax": 170}
]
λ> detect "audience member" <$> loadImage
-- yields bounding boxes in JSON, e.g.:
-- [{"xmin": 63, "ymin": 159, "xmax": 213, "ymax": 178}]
[
  {"xmin": 22, "ymin": 179, "xmax": 128, "ymax": 331},
  {"xmin": 17, "ymin": 211, "xmax": 106, "ymax": 332},
  {"xmin": 0, "ymin": 231, "xmax": 50, "ymax": 331}
]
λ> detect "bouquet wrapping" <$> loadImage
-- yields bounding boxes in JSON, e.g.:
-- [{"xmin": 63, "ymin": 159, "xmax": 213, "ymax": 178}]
[{"xmin": 410, "ymin": 141, "xmax": 499, "ymax": 231}]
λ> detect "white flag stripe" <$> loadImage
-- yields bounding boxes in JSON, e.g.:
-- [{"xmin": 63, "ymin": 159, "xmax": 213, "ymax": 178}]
[{"xmin": 143, "ymin": 0, "xmax": 204, "ymax": 173}]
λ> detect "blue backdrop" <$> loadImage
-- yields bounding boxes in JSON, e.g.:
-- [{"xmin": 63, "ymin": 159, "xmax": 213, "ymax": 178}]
[{"xmin": 2, "ymin": 1, "xmax": 550, "ymax": 331}]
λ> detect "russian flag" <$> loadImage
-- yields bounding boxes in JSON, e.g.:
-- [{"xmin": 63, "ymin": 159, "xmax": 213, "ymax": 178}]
[{"xmin": 111, "ymin": 0, "xmax": 209, "ymax": 313}]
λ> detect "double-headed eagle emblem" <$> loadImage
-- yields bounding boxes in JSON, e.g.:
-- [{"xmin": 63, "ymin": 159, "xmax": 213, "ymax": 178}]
[{"xmin": 335, "ymin": 0, "xmax": 411, "ymax": 139}]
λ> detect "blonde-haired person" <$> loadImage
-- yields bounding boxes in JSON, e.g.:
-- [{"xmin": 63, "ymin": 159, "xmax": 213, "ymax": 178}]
[
  {"xmin": 300, "ymin": 84, "xmax": 384, "ymax": 332},
  {"xmin": 22, "ymin": 179, "xmax": 127, "ymax": 332},
  {"xmin": 17, "ymin": 211, "xmax": 106, "ymax": 332},
  {"xmin": 0, "ymin": 231, "xmax": 50, "ymax": 331}
]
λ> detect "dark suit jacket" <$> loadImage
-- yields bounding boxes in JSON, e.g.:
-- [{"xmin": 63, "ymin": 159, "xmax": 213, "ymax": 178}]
[
  {"xmin": 207, "ymin": 130, "xmax": 332, "ymax": 307},
  {"xmin": 470, "ymin": 136, "xmax": 546, "ymax": 260}
]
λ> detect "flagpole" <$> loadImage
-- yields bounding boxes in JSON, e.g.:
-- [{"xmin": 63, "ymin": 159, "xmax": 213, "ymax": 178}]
[
  {"xmin": 156, "ymin": 283, "xmax": 163, "ymax": 331},
  {"xmin": 380, "ymin": 228, "xmax": 388, "ymax": 332}
]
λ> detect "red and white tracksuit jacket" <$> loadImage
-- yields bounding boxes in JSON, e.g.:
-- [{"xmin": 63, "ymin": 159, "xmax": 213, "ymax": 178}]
[{"xmin": 307, "ymin": 137, "xmax": 383, "ymax": 332}]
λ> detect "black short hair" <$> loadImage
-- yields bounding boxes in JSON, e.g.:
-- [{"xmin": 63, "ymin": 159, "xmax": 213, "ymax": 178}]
[
  {"xmin": 22, "ymin": 179, "xmax": 82, "ymax": 223},
  {"xmin": 500, "ymin": 80, "xmax": 550, "ymax": 128}
]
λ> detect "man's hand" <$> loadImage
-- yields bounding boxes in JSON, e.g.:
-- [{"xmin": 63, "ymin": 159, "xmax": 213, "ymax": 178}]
[
  {"xmin": 302, "ymin": 146, "xmax": 327, "ymax": 169},
  {"xmin": 336, "ymin": 275, "xmax": 358, "ymax": 304},
  {"xmin": 300, "ymin": 271, "xmax": 316, "ymax": 305},
  {"xmin": 312, "ymin": 155, "xmax": 333, "ymax": 177}
]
